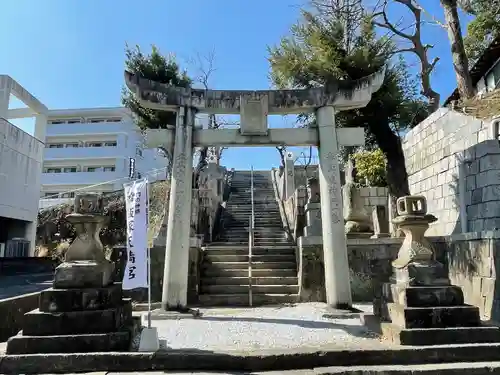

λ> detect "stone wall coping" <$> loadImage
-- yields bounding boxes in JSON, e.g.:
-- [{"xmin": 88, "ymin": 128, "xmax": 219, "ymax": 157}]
[{"xmin": 298, "ymin": 231, "xmax": 500, "ymax": 248}]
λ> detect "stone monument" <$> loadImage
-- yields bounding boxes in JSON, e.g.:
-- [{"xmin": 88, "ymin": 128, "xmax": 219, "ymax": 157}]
[
  {"xmin": 342, "ymin": 158, "xmax": 371, "ymax": 236},
  {"xmin": 6, "ymin": 193, "xmax": 137, "ymax": 354},
  {"xmin": 364, "ymin": 195, "xmax": 500, "ymax": 345}
]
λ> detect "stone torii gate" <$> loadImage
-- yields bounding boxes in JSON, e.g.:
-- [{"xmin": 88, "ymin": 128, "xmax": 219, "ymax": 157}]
[{"xmin": 124, "ymin": 68, "xmax": 386, "ymax": 309}]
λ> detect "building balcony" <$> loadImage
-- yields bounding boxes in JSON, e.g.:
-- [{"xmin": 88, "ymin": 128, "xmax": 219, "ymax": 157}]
[
  {"xmin": 45, "ymin": 121, "xmax": 133, "ymax": 136},
  {"xmin": 44, "ymin": 146, "xmax": 122, "ymax": 160},
  {"xmin": 41, "ymin": 171, "xmax": 121, "ymax": 186},
  {"xmin": 38, "ymin": 197, "xmax": 73, "ymax": 209}
]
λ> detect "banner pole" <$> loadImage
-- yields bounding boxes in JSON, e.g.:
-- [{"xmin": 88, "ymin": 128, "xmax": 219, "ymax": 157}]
[{"xmin": 146, "ymin": 178, "xmax": 152, "ymax": 329}]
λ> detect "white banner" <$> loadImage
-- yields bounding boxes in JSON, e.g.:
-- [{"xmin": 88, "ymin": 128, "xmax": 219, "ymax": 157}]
[{"xmin": 122, "ymin": 178, "xmax": 149, "ymax": 290}]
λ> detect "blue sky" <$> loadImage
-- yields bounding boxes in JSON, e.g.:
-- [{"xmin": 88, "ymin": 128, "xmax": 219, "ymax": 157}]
[{"xmin": 0, "ymin": 0, "xmax": 472, "ymax": 170}]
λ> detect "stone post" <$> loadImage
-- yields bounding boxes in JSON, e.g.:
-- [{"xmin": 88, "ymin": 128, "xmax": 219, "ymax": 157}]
[
  {"xmin": 284, "ymin": 151, "xmax": 295, "ymax": 200},
  {"xmin": 316, "ymin": 105, "xmax": 352, "ymax": 308},
  {"xmin": 304, "ymin": 177, "xmax": 322, "ymax": 237},
  {"xmin": 161, "ymin": 106, "xmax": 194, "ymax": 310},
  {"xmin": 0, "ymin": 75, "xmax": 11, "ymax": 118}
]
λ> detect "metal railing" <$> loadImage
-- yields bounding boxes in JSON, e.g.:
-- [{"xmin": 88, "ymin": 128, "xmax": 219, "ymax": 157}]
[{"xmin": 248, "ymin": 166, "xmax": 255, "ymax": 307}]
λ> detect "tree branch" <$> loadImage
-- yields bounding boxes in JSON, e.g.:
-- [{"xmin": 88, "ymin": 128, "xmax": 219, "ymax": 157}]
[{"xmin": 371, "ymin": 0, "xmax": 441, "ymax": 111}]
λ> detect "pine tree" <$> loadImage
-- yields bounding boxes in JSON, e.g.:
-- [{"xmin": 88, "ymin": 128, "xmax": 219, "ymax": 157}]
[{"xmin": 268, "ymin": 7, "xmax": 429, "ymax": 198}]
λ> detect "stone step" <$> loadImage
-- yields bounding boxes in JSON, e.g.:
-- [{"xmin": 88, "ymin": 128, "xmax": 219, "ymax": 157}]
[
  {"xmin": 203, "ymin": 268, "xmax": 297, "ymax": 277},
  {"xmin": 224, "ymin": 219, "xmax": 282, "ymax": 224},
  {"xmin": 204, "ymin": 253, "xmax": 295, "ymax": 263},
  {"xmin": 201, "ymin": 276, "xmax": 298, "ymax": 285},
  {"xmin": 386, "ymin": 303, "xmax": 481, "ymax": 329},
  {"xmin": 225, "ymin": 214, "xmax": 281, "ymax": 219},
  {"xmin": 223, "ymin": 226, "xmax": 285, "ymax": 231},
  {"xmin": 204, "ymin": 244, "xmax": 295, "ymax": 251},
  {"xmin": 227, "ymin": 208, "xmax": 280, "ymax": 213},
  {"xmin": 225, "ymin": 214, "xmax": 280, "ymax": 219},
  {"xmin": 220, "ymin": 232, "xmax": 287, "ymax": 239},
  {"xmin": 203, "ymin": 261, "xmax": 296, "ymax": 270},
  {"xmin": 215, "ymin": 240, "xmax": 293, "ymax": 246},
  {"xmin": 210, "ymin": 241, "xmax": 294, "ymax": 246},
  {"xmin": 221, "ymin": 232, "xmax": 286, "ymax": 237},
  {"xmin": 197, "ymin": 293, "xmax": 300, "ymax": 306},
  {"xmin": 200, "ymin": 284, "xmax": 299, "ymax": 294}
]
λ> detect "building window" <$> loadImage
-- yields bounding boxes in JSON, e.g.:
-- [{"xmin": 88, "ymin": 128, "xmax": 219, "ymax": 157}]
[
  {"xmin": 49, "ymin": 120, "xmax": 64, "ymax": 124},
  {"xmin": 65, "ymin": 143, "xmax": 79, "ymax": 148},
  {"xmin": 89, "ymin": 119, "xmax": 106, "ymax": 123},
  {"xmin": 87, "ymin": 167, "xmax": 99, "ymax": 172},
  {"xmin": 103, "ymin": 166, "xmax": 116, "ymax": 172},
  {"xmin": 63, "ymin": 167, "xmax": 77, "ymax": 173},
  {"xmin": 46, "ymin": 168, "xmax": 61, "ymax": 173},
  {"xmin": 48, "ymin": 144, "xmax": 64, "ymax": 148},
  {"xmin": 67, "ymin": 119, "xmax": 82, "ymax": 124},
  {"xmin": 61, "ymin": 192, "xmax": 75, "ymax": 198},
  {"xmin": 106, "ymin": 118, "xmax": 122, "ymax": 123},
  {"xmin": 88, "ymin": 142, "xmax": 102, "ymax": 147},
  {"xmin": 136, "ymin": 147, "xmax": 143, "ymax": 157},
  {"xmin": 44, "ymin": 192, "xmax": 59, "ymax": 198},
  {"xmin": 104, "ymin": 141, "xmax": 117, "ymax": 147}
]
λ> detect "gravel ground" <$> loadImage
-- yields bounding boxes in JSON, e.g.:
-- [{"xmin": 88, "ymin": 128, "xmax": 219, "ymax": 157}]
[{"xmin": 145, "ymin": 303, "xmax": 394, "ymax": 352}]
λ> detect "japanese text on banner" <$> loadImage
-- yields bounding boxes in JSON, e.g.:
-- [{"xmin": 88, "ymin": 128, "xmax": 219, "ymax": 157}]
[{"xmin": 122, "ymin": 178, "xmax": 149, "ymax": 290}]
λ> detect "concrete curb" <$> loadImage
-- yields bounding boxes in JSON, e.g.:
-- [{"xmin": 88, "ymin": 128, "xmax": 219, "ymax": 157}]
[{"xmin": 3, "ymin": 343, "xmax": 500, "ymax": 374}]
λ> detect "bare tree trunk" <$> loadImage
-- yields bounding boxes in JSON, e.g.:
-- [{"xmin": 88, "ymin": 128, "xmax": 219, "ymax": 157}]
[{"xmin": 441, "ymin": 0, "xmax": 475, "ymax": 99}]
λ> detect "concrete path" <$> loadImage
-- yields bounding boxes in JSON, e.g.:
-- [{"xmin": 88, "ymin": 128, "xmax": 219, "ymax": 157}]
[
  {"xmin": 0, "ymin": 272, "xmax": 52, "ymax": 299},
  {"xmin": 136, "ymin": 303, "xmax": 393, "ymax": 352}
]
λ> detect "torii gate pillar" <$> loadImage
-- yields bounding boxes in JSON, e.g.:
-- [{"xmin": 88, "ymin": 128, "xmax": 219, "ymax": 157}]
[{"xmin": 317, "ymin": 106, "xmax": 352, "ymax": 308}]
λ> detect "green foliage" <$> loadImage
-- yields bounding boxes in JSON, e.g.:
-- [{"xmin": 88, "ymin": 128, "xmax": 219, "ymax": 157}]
[
  {"xmin": 36, "ymin": 181, "xmax": 170, "ymax": 249},
  {"xmin": 268, "ymin": 10, "xmax": 429, "ymax": 152},
  {"xmin": 121, "ymin": 44, "xmax": 192, "ymax": 130},
  {"xmin": 462, "ymin": 0, "xmax": 500, "ymax": 60},
  {"xmin": 352, "ymin": 149, "xmax": 387, "ymax": 187}
]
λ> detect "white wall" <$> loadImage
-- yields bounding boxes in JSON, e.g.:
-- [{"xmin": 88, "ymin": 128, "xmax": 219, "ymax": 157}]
[{"xmin": 0, "ymin": 118, "xmax": 44, "ymax": 222}]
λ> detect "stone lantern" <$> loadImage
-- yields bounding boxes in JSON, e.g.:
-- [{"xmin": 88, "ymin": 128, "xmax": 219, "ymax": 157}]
[
  {"xmin": 6, "ymin": 193, "xmax": 136, "ymax": 354},
  {"xmin": 54, "ymin": 193, "xmax": 114, "ymax": 288},
  {"xmin": 390, "ymin": 195, "xmax": 448, "ymax": 286},
  {"xmin": 364, "ymin": 195, "xmax": 500, "ymax": 346}
]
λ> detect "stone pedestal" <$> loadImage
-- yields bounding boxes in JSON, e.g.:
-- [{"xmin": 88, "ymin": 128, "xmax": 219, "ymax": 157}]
[
  {"xmin": 363, "ymin": 196, "xmax": 500, "ymax": 346},
  {"xmin": 6, "ymin": 193, "xmax": 138, "ymax": 354}
]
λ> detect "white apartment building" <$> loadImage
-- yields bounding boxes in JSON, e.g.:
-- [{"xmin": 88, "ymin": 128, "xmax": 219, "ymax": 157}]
[
  {"xmin": 0, "ymin": 75, "xmax": 48, "ymax": 256},
  {"xmin": 39, "ymin": 107, "xmax": 168, "ymax": 208}
]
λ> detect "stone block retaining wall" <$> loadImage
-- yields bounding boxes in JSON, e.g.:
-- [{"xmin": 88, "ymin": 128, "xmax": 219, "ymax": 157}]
[
  {"xmin": 0, "ymin": 292, "xmax": 40, "ymax": 341},
  {"xmin": 299, "ymin": 232, "xmax": 500, "ymax": 321},
  {"xmin": 402, "ymin": 108, "xmax": 500, "ymax": 235}
]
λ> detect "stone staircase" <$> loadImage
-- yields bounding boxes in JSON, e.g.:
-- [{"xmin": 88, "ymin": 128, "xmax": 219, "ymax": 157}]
[{"xmin": 199, "ymin": 170, "xmax": 300, "ymax": 306}]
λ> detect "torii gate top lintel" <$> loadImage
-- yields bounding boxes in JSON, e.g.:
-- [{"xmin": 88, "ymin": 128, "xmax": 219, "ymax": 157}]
[{"xmin": 124, "ymin": 67, "xmax": 385, "ymax": 116}]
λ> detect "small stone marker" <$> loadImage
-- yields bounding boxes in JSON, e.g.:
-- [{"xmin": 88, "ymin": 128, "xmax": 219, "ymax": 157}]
[{"xmin": 370, "ymin": 205, "xmax": 390, "ymax": 238}]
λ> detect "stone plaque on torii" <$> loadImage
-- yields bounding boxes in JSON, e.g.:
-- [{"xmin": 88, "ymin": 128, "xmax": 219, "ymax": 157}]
[{"xmin": 124, "ymin": 67, "xmax": 386, "ymax": 309}]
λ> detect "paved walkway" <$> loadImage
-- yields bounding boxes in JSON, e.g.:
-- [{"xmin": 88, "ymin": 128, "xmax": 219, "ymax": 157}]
[
  {"xmin": 136, "ymin": 303, "xmax": 394, "ymax": 352},
  {"xmin": 0, "ymin": 272, "xmax": 52, "ymax": 299}
]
